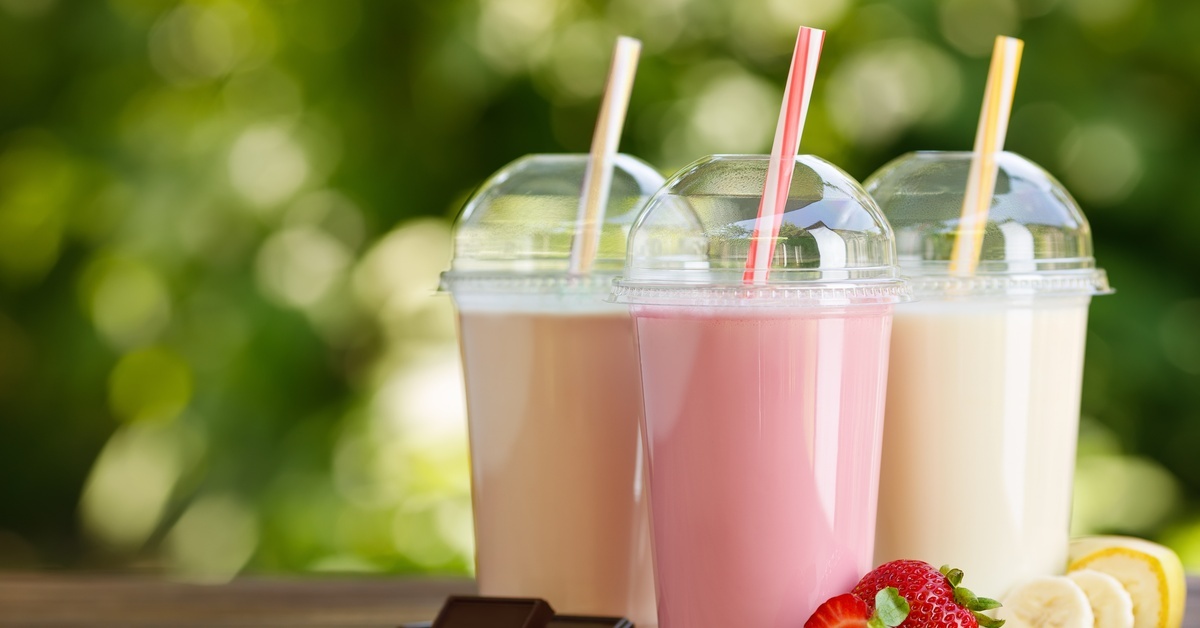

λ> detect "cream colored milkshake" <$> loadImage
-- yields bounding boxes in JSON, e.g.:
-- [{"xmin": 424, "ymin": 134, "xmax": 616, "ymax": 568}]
[
  {"xmin": 458, "ymin": 310, "xmax": 655, "ymax": 622},
  {"xmin": 876, "ymin": 299, "xmax": 1089, "ymax": 597},
  {"xmin": 865, "ymin": 151, "xmax": 1111, "ymax": 599}
]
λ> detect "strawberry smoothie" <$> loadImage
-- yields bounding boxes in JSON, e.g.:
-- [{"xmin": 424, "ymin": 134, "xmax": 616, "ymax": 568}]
[{"xmin": 632, "ymin": 305, "xmax": 894, "ymax": 627}]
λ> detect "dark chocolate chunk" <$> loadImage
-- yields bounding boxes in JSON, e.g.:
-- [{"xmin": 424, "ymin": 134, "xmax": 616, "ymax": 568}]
[
  {"xmin": 547, "ymin": 616, "xmax": 634, "ymax": 628},
  {"xmin": 432, "ymin": 596, "xmax": 556, "ymax": 628}
]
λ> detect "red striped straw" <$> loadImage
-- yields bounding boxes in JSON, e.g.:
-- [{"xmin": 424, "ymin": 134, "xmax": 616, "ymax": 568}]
[
  {"xmin": 743, "ymin": 26, "xmax": 826, "ymax": 285},
  {"xmin": 568, "ymin": 36, "xmax": 642, "ymax": 276}
]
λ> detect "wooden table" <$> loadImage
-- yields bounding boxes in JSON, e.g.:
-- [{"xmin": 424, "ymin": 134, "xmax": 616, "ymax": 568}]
[
  {"xmin": 1, "ymin": 575, "xmax": 1198, "ymax": 626},
  {"xmin": 0, "ymin": 575, "xmax": 474, "ymax": 627}
]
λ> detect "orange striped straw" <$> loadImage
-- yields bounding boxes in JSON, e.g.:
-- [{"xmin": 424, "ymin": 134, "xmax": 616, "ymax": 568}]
[
  {"xmin": 569, "ymin": 36, "xmax": 642, "ymax": 276},
  {"xmin": 949, "ymin": 35, "xmax": 1024, "ymax": 276},
  {"xmin": 743, "ymin": 26, "xmax": 826, "ymax": 285}
]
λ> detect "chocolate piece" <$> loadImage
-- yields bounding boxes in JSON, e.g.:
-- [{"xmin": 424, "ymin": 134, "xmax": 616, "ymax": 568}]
[
  {"xmin": 547, "ymin": 617, "xmax": 634, "ymax": 628},
  {"xmin": 432, "ymin": 596, "xmax": 556, "ymax": 628}
]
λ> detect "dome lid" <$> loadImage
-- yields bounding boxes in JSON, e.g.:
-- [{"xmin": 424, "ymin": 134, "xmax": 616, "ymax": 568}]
[
  {"xmin": 441, "ymin": 153, "xmax": 664, "ymax": 295},
  {"xmin": 865, "ymin": 151, "xmax": 1110, "ymax": 297},
  {"xmin": 612, "ymin": 154, "xmax": 908, "ymax": 307}
]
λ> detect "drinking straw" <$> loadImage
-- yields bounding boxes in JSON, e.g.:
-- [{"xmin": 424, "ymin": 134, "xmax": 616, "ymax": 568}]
[
  {"xmin": 743, "ymin": 26, "xmax": 826, "ymax": 285},
  {"xmin": 568, "ymin": 36, "xmax": 642, "ymax": 276},
  {"xmin": 949, "ymin": 35, "xmax": 1024, "ymax": 276}
]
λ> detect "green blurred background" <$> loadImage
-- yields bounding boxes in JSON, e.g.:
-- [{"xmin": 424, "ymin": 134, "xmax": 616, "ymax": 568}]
[{"xmin": 0, "ymin": 0, "xmax": 1197, "ymax": 579}]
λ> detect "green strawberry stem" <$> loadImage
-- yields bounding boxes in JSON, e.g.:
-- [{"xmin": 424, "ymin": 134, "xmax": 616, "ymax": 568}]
[
  {"xmin": 939, "ymin": 565, "xmax": 1006, "ymax": 628},
  {"xmin": 868, "ymin": 587, "xmax": 910, "ymax": 628}
]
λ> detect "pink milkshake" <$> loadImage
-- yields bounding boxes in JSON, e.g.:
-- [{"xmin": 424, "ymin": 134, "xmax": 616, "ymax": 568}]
[
  {"xmin": 613, "ymin": 154, "xmax": 909, "ymax": 628},
  {"xmin": 635, "ymin": 306, "xmax": 892, "ymax": 626}
]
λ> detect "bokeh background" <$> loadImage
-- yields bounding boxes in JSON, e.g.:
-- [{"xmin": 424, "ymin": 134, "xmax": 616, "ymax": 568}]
[{"xmin": 0, "ymin": 0, "xmax": 1197, "ymax": 580}]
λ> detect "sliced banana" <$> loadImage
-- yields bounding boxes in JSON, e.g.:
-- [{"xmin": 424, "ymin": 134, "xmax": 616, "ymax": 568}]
[
  {"xmin": 998, "ymin": 575, "xmax": 1094, "ymax": 628},
  {"xmin": 1069, "ymin": 569, "xmax": 1135, "ymax": 628},
  {"xmin": 1069, "ymin": 536, "xmax": 1186, "ymax": 628}
]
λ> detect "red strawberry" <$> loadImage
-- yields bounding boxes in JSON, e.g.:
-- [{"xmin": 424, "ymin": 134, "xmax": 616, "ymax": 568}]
[
  {"xmin": 851, "ymin": 561, "xmax": 1003, "ymax": 628},
  {"xmin": 806, "ymin": 594, "xmax": 871, "ymax": 628},
  {"xmin": 806, "ymin": 590, "xmax": 911, "ymax": 628}
]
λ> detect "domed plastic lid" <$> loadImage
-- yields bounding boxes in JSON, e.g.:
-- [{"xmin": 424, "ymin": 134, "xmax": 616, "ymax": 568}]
[
  {"xmin": 612, "ymin": 154, "xmax": 909, "ymax": 307},
  {"xmin": 440, "ymin": 153, "xmax": 665, "ymax": 296},
  {"xmin": 865, "ymin": 151, "xmax": 1111, "ymax": 297}
]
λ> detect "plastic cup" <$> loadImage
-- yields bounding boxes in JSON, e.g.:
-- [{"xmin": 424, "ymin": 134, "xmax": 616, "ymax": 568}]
[
  {"xmin": 440, "ymin": 154, "xmax": 665, "ymax": 623},
  {"xmin": 865, "ymin": 151, "xmax": 1112, "ymax": 597},
  {"xmin": 612, "ymin": 155, "xmax": 909, "ymax": 628}
]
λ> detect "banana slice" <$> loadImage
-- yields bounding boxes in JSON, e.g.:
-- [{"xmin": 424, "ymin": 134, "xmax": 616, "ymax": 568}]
[
  {"xmin": 1068, "ymin": 536, "xmax": 1186, "ymax": 628},
  {"xmin": 998, "ymin": 576, "xmax": 1094, "ymax": 628},
  {"xmin": 1069, "ymin": 569, "xmax": 1135, "ymax": 628}
]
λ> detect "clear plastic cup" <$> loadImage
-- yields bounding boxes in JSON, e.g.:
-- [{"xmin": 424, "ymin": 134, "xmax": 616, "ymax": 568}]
[
  {"xmin": 440, "ymin": 154, "xmax": 664, "ymax": 623},
  {"xmin": 612, "ymin": 154, "xmax": 909, "ymax": 628},
  {"xmin": 865, "ymin": 151, "xmax": 1112, "ymax": 597}
]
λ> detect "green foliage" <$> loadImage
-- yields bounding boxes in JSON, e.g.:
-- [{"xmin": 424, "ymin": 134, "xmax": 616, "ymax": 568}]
[{"xmin": 0, "ymin": 0, "xmax": 1197, "ymax": 575}]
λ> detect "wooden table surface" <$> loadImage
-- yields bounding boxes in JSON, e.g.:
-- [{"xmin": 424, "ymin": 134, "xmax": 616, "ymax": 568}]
[
  {"xmin": 1, "ymin": 574, "xmax": 1198, "ymax": 627},
  {"xmin": 0, "ymin": 575, "xmax": 475, "ymax": 627}
]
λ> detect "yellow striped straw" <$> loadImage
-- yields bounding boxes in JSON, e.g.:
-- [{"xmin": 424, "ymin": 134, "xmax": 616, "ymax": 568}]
[{"xmin": 949, "ymin": 36, "xmax": 1024, "ymax": 276}]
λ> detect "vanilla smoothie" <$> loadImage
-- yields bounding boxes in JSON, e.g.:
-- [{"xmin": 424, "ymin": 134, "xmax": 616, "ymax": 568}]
[
  {"xmin": 865, "ymin": 151, "xmax": 1110, "ymax": 598},
  {"xmin": 458, "ymin": 309, "xmax": 655, "ymax": 621},
  {"xmin": 634, "ymin": 306, "xmax": 893, "ymax": 627},
  {"xmin": 876, "ymin": 299, "xmax": 1089, "ymax": 597}
]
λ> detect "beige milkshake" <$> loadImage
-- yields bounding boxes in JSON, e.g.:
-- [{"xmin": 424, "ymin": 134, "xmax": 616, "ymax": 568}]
[
  {"xmin": 457, "ymin": 310, "xmax": 654, "ymax": 620},
  {"xmin": 442, "ymin": 153, "xmax": 665, "ymax": 624},
  {"xmin": 876, "ymin": 299, "xmax": 1089, "ymax": 597}
]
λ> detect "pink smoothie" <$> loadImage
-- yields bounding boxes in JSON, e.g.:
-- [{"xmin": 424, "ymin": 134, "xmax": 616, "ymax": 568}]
[{"xmin": 631, "ymin": 305, "xmax": 893, "ymax": 628}]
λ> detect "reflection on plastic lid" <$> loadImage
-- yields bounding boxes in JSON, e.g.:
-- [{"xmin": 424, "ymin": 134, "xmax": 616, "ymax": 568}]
[
  {"xmin": 612, "ymin": 154, "xmax": 909, "ymax": 307},
  {"xmin": 441, "ymin": 154, "xmax": 664, "ymax": 295},
  {"xmin": 865, "ymin": 151, "xmax": 1111, "ymax": 297}
]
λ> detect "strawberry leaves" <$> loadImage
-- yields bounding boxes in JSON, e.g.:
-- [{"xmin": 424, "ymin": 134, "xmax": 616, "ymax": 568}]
[
  {"xmin": 869, "ymin": 587, "xmax": 910, "ymax": 628},
  {"xmin": 940, "ymin": 564, "xmax": 1005, "ymax": 628}
]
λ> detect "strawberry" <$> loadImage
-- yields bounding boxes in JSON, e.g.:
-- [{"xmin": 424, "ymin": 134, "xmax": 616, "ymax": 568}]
[
  {"xmin": 806, "ymin": 589, "xmax": 910, "ymax": 628},
  {"xmin": 852, "ymin": 560, "xmax": 1003, "ymax": 628}
]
